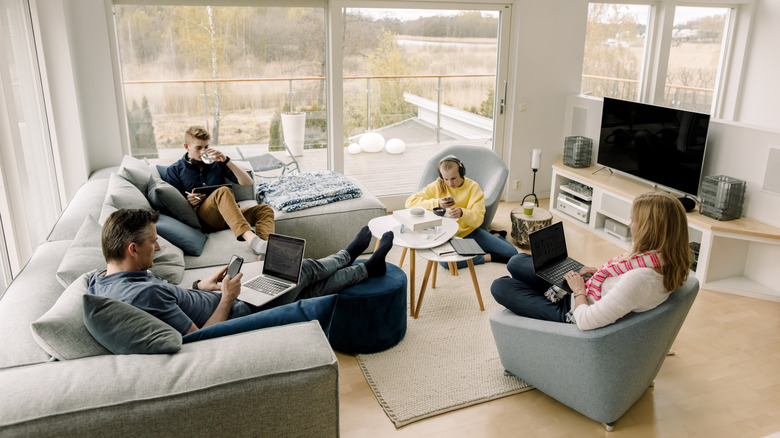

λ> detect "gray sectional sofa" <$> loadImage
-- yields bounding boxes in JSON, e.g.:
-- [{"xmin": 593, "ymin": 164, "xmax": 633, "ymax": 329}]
[{"xmin": 0, "ymin": 156, "xmax": 386, "ymax": 436}]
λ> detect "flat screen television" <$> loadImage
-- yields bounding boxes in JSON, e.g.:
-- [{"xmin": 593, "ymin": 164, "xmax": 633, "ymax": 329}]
[{"xmin": 597, "ymin": 97, "xmax": 710, "ymax": 197}]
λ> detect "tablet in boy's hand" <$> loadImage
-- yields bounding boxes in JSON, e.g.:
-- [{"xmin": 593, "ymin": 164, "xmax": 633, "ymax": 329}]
[{"xmin": 192, "ymin": 183, "xmax": 232, "ymax": 197}]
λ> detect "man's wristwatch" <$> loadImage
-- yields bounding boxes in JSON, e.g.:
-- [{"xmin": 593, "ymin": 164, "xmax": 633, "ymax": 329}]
[
  {"xmin": 192, "ymin": 279, "xmax": 200, "ymax": 290},
  {"xmin": 223, "ymin": 156, "xmax": 230, "ymax": 164}
]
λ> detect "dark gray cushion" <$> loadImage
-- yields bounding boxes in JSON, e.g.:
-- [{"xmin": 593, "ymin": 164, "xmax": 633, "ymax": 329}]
[
  {"xmin": 156, "ymin": 214, "xmax": 207, "ymax": 256},
  {"xmin": 83, "ymin": 294, "xmax": 182, "ymax": 355},
  {"xmin": 147, "ymin": 173, "xmax": 201, "ymax": 230}
]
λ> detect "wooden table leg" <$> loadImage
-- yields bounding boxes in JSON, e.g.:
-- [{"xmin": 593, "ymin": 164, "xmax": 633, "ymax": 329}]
[
  {"xmin": 409, "ymin": 249, "xmax": 416, "ymax": 316},
  {"xmin": 467, "ymin": 259, "xmax": 485, "ymax": 311},
  {"xmin": 414, "ymin": 261, "xmax": 435, "ymax": 318},
  {"xmin": 399, "ymin": 247, "xmax": 407, "ymax": 267},
  {"xmin": 432, "ymin": 263, "xmax": 438, "ymax": 289},
  {"xmin": 449, "ymin": 262, "xmax": 458, "ymax": 276}
]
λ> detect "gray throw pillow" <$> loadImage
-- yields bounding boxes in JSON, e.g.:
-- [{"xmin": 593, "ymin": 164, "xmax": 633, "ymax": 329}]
[
  {"xmin": 117, "ymin": 155, "xmax": 154, "ymax": 193},
  {"xmin": 83, "ymin": 294, "xmax": 182, "ymax": 355},
  {"xmin": 147, "ymin": 173, "xmax": 202, "ymax": 230},
  {"xmin": 98, "ymin": 173, "xmax": 152, "ymax": 224},
  {"xmin": 31, "ymin": 271, "xmax": 112, "ymax": 360},
  {"xmin": 56, "ymin": 215, "xmax": 185, "ymax": 287}
]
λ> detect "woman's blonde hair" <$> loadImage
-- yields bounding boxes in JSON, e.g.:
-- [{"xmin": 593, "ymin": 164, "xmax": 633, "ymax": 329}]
[{"xmin": 630, "ymin": 192, "xmax": 691, "ymax": 291}]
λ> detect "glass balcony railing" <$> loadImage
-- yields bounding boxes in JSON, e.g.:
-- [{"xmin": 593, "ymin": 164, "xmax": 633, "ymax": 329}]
[
  {"xmin": 124, "ymin": 73, "xmax": 496, "ymax": 196},
  {"xmin": 582, "ymin": 73, "xmax": 714, "ymax": 113}
]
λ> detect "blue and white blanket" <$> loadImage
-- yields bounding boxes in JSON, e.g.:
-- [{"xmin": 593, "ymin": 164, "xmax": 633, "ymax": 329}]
[{"xmin": 256, "ymin": 171, "xmax": 362, "ymax": 212}]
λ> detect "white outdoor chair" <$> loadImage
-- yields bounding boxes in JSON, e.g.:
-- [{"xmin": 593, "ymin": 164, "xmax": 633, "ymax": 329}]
[{"xmin": 236, "ymin": 142, "xmax": 300, "ymax": 180}]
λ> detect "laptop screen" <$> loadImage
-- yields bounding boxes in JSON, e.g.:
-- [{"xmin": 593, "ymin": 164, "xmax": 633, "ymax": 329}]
[
  {"xmin": 262, "ymin": 234, "xmax": 306, "ymax": 283},
  {"xmin": 528, "ymin": 222, "xmax": 569, "ymax": 271}
]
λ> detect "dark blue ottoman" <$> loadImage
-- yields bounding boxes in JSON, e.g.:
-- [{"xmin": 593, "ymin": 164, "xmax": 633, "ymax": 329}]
[{"xmin": 328, "ymin": 261, "xmax": 407, "ymax": 354}]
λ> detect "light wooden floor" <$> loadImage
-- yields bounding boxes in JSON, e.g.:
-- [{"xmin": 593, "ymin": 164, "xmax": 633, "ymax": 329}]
[{"xmin": 337, "ymin": 199, "xmax": 780, "ymax": 438}]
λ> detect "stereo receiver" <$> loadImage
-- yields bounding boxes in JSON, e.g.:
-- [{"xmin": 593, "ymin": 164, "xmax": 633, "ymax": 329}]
[{"xmin": 556, "ymin": 193, "xmax": 590, "ymax": 223}]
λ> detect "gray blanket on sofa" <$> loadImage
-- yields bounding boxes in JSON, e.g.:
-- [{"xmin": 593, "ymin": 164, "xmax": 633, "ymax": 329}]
[{"xmin": 256, "ymin": 171, "xmax": 362, "ymax": 212}]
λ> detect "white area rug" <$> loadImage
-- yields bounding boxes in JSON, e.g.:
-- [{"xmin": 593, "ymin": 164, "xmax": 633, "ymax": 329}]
[{"xmin": 356, "ymin": 247, "xmax": 533, "ymax": 428}]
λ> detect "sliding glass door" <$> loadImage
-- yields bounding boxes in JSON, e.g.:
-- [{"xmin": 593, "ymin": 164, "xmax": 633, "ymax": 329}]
[{"xmin": 340, "ymin": 4, "xmax": 512, "ymax": 200}]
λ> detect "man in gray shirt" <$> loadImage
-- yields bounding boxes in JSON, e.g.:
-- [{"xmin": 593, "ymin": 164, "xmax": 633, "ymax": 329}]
[{"xmin": 89, "ymin": 208, "xmax": 393, "ymax": 335}]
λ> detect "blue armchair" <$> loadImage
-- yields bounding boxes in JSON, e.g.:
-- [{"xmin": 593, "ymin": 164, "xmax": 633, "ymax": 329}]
[
  {"xmin": 489, "ymin": 276, "xmax": 699, "ymax": 430},
  {"xmin": 415, "ymin": 145, "xmax": 509, "ymax": 230}
]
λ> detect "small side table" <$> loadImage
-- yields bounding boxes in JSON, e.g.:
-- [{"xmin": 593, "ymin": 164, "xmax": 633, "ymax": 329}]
[
  {"xmin": 413, "ymin": 247, "xmax": 484, "ymax": 319},
  {"xmin": 511, "ymin": 207, "xmax": 553, "ymax": 246}
]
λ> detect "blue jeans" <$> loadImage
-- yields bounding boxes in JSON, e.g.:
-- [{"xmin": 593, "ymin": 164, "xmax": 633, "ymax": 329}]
[
  {"xmin": 490, "ymin": 253, "xmax": 570, "ymax": 323},
  {"xmin": 442, "ymin": 227, "xmax": 518, "ymax": 270}
]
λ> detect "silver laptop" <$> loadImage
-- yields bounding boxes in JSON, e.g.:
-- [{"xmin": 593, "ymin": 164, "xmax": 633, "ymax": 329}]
[
  {"xmin": 528, "ymin": 222, "xmax": 584, "ymax": 292},
  {"xmin": 238, "ymin": 233, "xmax": 306, "ymax": 307}
]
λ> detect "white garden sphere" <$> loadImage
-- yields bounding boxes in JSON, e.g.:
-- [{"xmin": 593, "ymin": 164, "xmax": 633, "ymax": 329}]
[
  {"xmin": 359, "ymin": 132, "xmax": 386, "ymax": 153},
  {"xmin": 348, "ymin": 143, "xmax": 362, "ymax": 154},
  {"xmin": 385, "ymin": 138, "xmax": 406, "ymax": 154}
]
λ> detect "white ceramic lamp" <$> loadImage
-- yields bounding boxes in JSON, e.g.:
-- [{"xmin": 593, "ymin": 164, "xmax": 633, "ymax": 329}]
[
  {"xmin": 359, "ymin": 132, "xmax": 385, "ymax": 153},
  {"xmin": 385, "ymin": 138, "xmax": 406, "ymax": 154}
]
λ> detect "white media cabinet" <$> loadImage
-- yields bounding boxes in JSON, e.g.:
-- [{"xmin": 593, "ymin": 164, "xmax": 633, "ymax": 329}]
[{"xmin": 550, "ymin": 156, "xmax": 780, "ymax": 302}]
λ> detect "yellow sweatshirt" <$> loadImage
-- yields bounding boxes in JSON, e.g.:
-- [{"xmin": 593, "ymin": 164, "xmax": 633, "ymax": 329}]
[{"xmin": 405, "ymin": 177, "xmax": 485, "ymax": 238}]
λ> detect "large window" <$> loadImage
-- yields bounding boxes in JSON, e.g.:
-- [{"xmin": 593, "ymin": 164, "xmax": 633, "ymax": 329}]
[
  {"xmin": 662, "ymin": 6, "xmax": 730, "ymax": 112},
  {"xmin": 582, "ymin": 3, "xmax": 650, "ymax": 101},
  {"xmin": 582, "ymin": 2, "xmax": 732, "ymax": 114},
  {"xmin": 114, "ymin": 5, "xmax": 327, "ymax": 169},
  {"xmin": 113, "ymin": 2, "xmax": 512, "ymax": 200}
]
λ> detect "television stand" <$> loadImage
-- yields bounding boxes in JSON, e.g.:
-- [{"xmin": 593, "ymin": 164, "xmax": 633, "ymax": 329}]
[{"xmin": 551, "ymin": 155, "xmax": 780, "ymax": 302}]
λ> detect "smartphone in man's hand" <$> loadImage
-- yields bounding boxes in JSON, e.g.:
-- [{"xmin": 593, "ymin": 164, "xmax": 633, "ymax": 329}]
[{"xmin": 226, "ymin": 255, "xmax": 243, "ymax": 278}]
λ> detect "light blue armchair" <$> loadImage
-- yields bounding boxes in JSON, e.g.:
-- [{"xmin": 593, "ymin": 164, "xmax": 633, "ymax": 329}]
[
  {"xmin": 416, "ymin": 145, "xmax": 509, "ymax": 230},
  {"xmin": 489, "ymin": 276, "xmax": 699, "ymax": 430}
]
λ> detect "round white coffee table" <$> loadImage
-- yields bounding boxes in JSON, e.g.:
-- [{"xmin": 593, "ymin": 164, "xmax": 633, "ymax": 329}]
[
  {"xmin": 367, "ymin": 215, "xmax": 459, "ymax": 316},
  {"xmin": 414, "ymin": 246, "xmax": 484, "ymax": 318}
]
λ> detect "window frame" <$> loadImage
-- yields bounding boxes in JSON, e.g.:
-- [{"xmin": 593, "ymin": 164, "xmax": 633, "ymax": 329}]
[{"xmin": 585, "ymin": 0, "xmax": 752, "ymax": 119}]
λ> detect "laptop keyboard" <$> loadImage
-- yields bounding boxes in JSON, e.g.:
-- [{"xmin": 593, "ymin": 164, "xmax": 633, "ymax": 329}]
[
  {"xmin": 541, "ymin": 259, "xmax": 583, "ymax": 281},
  {"xmin": 244, "ymin": 276, "xmax": 289, "ymax": 296}
]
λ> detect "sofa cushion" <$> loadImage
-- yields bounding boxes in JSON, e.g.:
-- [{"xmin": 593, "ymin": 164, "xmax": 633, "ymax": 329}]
[
  {"xmin": 183, "ymin": 228, "xmax": 256, "ymax": 269},
  {"xmin": 30, "ymin": 271, "xmax": 112, "ymax": 360},
  {"xmin": 0, "ymin": 240, "xmax": 71, "ymax": 370},
  {"xmin": 46, "ymin": 179, "xmax": 108, "ymax": 242},
  {"xmin": 56, "ymin": 215, "xmax": 185, "ymax": 287},
  {"xmin": 156, "ymin": 214, "xmax": 207, "ymax": 256},
  {"xmin": 147, "ymin": 173, "xmax": 202, "ymax": 230},
  {"xmin": 117, "ymin": 155, "xmax": 155, "ymax": 194},
  {"xmin": 98, "ymin": 173, "xmax": 152, "ymax": 224},
  {"xmin": 82, "ymin": 294, "xmax": 182, "ymax": 355},
  {"xmin": 182, "ymin": 294, "xmax": 338, "ymax": 343}
]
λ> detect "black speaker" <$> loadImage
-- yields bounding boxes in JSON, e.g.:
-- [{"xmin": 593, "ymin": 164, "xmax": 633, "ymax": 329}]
[{"xmin": 678, "ymin": 197, "xmax": 696, "ymax": 212}]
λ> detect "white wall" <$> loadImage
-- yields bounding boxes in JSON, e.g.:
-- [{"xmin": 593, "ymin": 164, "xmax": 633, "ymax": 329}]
[
  {"xmin": 503, "ymin": 0, "xmax": 588, "ymax": 203},
  {"xmin": 36, "ymin": 0, "xmax": 124, "ymax": 200},
  {"xmin": 737, "ymin": 0, "xmax": 780, "ymax": 127}
]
